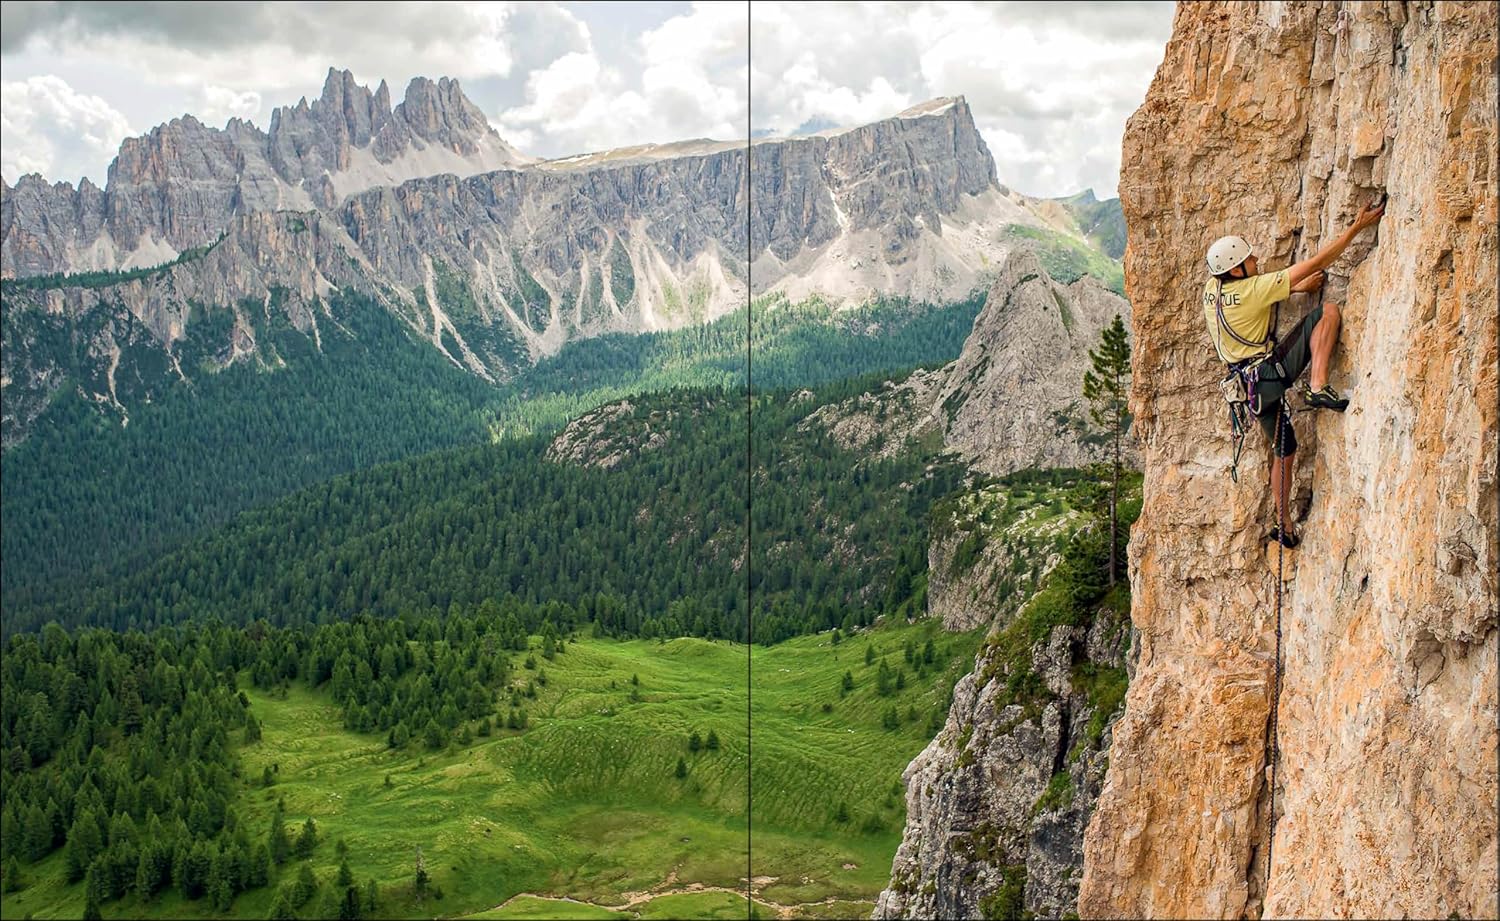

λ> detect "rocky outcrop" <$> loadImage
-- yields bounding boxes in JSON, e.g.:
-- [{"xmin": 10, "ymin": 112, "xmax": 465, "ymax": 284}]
[
  {"xmin": 935, "ymin": 250, "xmax": 1133, "ymax": 477},
  {"xmin": 799, "ymin": 367, "xmax": 948, "ymax": 460},
  {"xmin": 857, "ymin": 245, "xmax": 1135, "ymax": 917},
  {"xmin": 1080, "ymin": 4, "xmax": 1497, "ymax": 920},
  {"xmin": 804, "ymin": 250, "xmax": 1133, "ymax": 481},
  {"xmin": 875, "ymin": 586, "xmax": 1131, "ymax": 920},
  {"xmin": 927, "ymin": 487, "xmax": 1080, "ymax": 633}
]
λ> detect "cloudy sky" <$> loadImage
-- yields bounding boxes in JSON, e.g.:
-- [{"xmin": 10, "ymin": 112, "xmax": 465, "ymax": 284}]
[{"xmin": 1, "ymin": 1, "xmax": 1173, "ymax": 198}]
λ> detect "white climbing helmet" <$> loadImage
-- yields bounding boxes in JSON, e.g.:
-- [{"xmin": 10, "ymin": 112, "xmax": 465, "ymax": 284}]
[{"xmin": 1206, "ymin": 235, "xmax": 1252, "ymax": 275}]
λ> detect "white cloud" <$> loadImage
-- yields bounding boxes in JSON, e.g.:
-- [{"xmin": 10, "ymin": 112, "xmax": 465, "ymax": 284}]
[
  {"xmin": 1, "ymin": 74, "xmax": 132, "ymax": 185},
  {"xmin": 0, "ymin": 2, "xmax": 600, "ymax": 182},
  {"xmin": 497, "ymin": 1, "xmax": 748, "ymax": 158},
  {"xmin": 2, "ymin": 3, "xmax": 530, "ymax": 89},
  {"xmin": 196, "ymin": 85, "xmax": 263, "ymax": 127},
  {"xmin": 751, "ymin": 1, "xmax": 1173, "ymax": 197}
]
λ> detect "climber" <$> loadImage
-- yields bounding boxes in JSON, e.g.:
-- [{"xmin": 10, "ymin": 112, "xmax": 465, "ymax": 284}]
[{"xmin": 1204, "ymin": 199, "xmax": 1385, "ymax": 548}]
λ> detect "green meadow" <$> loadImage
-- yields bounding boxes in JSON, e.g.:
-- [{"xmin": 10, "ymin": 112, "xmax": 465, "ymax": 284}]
[{"xmin": 2, "ymin": 618, "xmax": 980, "ymax": 920}]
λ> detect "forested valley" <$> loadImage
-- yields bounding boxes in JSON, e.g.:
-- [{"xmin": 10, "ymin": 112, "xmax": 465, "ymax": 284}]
[
  {"xmin": 1, "ymin": 272, "xmax": 1130, "ymax": 919},
  {"xmin": 1, "ymin": 289, "xmax": 983, "ymax": 631}
]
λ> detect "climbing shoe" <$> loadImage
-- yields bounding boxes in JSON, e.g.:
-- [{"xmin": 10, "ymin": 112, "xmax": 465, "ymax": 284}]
[
  {"xmin": 1265, "ymin": 526, "xmax": 1301, "ymax": 549},
  {"xmin": 1302, "ymin": 383, "xmax": 1350, "ymax": 412}
]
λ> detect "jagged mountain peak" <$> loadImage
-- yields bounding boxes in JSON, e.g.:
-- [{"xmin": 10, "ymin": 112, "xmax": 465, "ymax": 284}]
[
  {"xmin": 933, "ymin": 251, "xmax": 1131, "ymax": 475},
  {"xmin": 0, "ymin": 65, "xmax": 536, "ymax": 278},
  {"xmin": 1, "ymin": 92, "xmax": 1126, "ymax": 449}
]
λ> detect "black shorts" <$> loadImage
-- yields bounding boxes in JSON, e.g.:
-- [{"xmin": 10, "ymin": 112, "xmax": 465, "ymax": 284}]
[{"xmin": 1254, "ymin": 305, "xmax": 1323, "ymax": 457}]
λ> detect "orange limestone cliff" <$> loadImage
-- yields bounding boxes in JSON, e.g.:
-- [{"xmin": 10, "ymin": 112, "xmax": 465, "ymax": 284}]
[{"xmin": 1079, "ymin": 2, "xmax": 1496, "ymax": 919}]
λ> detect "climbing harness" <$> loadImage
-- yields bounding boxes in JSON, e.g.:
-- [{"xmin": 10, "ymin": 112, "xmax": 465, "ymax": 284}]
[{"xmin": 1213, "ymin": 278, "xmax": 1285, "ymax": 481}]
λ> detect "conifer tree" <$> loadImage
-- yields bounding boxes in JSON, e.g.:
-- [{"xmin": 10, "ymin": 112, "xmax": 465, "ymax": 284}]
[
  {"xmin": 65, "ymin": 809, "xmax": 102, "ymax": 882},
  {"xmin": 1082, "ymin": 313, "xmax": 1133, "ymax": 586},
  {"xmin": 413, "ymin": 847, "xmax": 429, "ymax": 901},
  {"xmin": 83, "ymin": 862, "xmax": 105, "ymax": 918},
  {"xmin": 268, "ymin": 804, "xmax": 290, "ymax": 864},
  {"xmin": 248, "ymin": 844, "xmax": 271, "ymax": 888},
  {"xmin": 293, "ymin": 865, "xmax": 317, "ymax": 906},
  {"xmin": 268, "ymin": 885, "xmax": 298, "ymax": 919},
  {"xmin": 339, "ymin": 884, "xmax": 362, "ymax": 920},
  {"xmin": 293, "ymin": 817, "xmax": 318, "ymax": 859}
]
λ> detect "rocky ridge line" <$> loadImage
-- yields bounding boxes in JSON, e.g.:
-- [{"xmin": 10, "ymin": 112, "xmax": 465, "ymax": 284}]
[{"xmin": 2, "ymin": 91, "xmax": 1109, "ymax": 448}]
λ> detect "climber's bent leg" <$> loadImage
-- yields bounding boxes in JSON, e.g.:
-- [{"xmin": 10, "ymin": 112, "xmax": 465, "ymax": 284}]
[
  {"xmin": 1269, "ymin": 305, "xmax": 1324, "ymax": 389},
  {"xmin": 1308, "ymin": 301, "xmax": 1341, "ymax": 390}
]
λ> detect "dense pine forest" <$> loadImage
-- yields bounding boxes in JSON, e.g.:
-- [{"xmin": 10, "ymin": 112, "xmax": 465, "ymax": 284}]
[
  {"xmin": 1, "ymin": 297, "xmax": 501, "ymax": 614},
  {"xmin": 6, "ymin": 378, "xmax": 966, "ymax": 640},
  {"xmin": 1, "ymin": 290, "xmax": 984, "ymax": 629}
]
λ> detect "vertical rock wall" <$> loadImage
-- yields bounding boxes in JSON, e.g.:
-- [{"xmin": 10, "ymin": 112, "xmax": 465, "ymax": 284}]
[{"xmin": 1080, "ymin": 2, "xmax": 1497, "ymax": 919}]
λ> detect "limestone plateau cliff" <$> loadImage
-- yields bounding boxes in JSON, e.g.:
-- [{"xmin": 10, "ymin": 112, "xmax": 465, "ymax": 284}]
[{"xmin": 1080, "ymin": 3, "xmax": 1497, "ymax": 920}]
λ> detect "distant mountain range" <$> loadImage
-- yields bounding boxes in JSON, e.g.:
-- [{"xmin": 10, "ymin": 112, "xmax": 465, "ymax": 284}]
[{"xmin": 1, "ymin": 67, "xmax": 1122, "ymax": 448}]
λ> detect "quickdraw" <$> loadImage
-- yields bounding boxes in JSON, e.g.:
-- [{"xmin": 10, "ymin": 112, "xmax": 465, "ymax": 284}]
[{"xmin": 1219, "ymin": 351, "xmax": 1270, "ymax": 484}]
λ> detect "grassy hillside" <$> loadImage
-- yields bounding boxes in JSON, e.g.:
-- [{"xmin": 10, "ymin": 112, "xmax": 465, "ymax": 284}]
[
  {"xmin": 1053, "ymin": 191, "xmax": 1126, "ymax": 260},
  {"xmin": 1002, "ymin": 224, "xmax": 1125, "ymax": 296},
  {"xmin": 1, "ymin": 619, "xmax": 982, "ymax": 920}
]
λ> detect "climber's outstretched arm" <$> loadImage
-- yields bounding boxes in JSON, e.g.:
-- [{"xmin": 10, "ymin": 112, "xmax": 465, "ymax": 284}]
[
  {"xmin": 1291, "ymin": 271, "xmax": 1324, "ymax": 293},
  {"xmin": 1287, "ymin": 200, "xmax": 1386, "ymax": 287}
]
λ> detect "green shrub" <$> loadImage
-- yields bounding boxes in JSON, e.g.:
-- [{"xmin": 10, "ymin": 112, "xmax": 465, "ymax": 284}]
[{"xmin": 979, "ymin": 864, "xmax": 1029, "ymax": 920}]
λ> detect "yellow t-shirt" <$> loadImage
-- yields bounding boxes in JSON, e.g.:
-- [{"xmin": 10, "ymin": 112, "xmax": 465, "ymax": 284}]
[{"xmin": 1202, "ymin": 269, "xmax": 1290, "ymax": 363}]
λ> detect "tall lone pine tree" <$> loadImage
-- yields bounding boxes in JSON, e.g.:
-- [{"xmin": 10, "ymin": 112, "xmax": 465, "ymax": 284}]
[{"xmin": 1082, "ymin": 314, "xmax": 1133, "ymax": 585}]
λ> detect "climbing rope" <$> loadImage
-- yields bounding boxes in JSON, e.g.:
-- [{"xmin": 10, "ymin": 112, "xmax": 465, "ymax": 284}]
[{"xmin": 1264, "ymin": 411, "xmax": 1287, "ymax": 899}]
